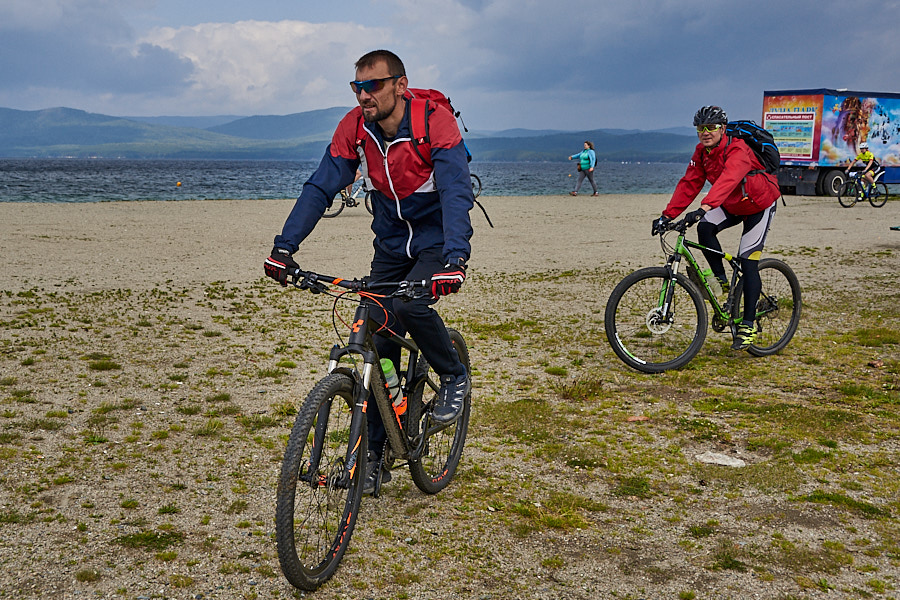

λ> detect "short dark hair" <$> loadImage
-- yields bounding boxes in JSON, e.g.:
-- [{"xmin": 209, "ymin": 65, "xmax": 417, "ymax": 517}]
[{"xmin": 355, "ymin": 49, "xmax": 406, "ymax": 77}]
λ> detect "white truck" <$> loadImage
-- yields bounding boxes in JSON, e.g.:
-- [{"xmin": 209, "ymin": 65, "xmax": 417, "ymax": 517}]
[{"xmin": 763, "ymin": 88, "xmax": 900, "ymax": 196}]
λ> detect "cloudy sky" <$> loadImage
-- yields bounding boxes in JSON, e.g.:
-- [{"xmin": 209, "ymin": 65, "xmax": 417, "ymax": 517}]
[{"xmin": 2, "ymin": 0, "xmax": 898, "ymax": 131}]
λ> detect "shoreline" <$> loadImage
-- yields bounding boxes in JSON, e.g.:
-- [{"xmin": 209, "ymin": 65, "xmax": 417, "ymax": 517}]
[{"xmin": 1, "ymin": 195, "xmax": 898, "ymax": 292}]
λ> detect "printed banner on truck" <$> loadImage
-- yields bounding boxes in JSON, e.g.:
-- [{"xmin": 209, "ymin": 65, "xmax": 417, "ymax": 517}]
[
  {"xmin": 764, "ymin": 93, "xmax": 900, "ymax": 167},
  {"xmin": 763, "ymin": 94, "xmax": 822, "ymax": 161}
]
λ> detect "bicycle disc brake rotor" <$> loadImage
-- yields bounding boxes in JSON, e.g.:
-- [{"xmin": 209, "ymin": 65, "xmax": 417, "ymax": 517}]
[{"xmin": 645, "ymin": 308, "xmax": 671, "ymax": 334}]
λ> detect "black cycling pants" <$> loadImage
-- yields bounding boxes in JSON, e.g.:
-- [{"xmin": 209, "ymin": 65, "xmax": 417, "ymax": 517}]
[{"xmin": 365, "ymin": 245, "xmax": 465, "ymax": 457}]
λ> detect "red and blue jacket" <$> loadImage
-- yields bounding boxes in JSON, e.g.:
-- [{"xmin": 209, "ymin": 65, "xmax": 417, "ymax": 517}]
[{"xmin": 274, "ymin": 97, "xmax": 474, "ymax": 264}]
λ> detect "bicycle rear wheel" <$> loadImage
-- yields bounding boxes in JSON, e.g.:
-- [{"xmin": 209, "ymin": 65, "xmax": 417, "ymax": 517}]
[
  {"xmin": 605, "ymin": 267, "xmax": 708, "ymax": 373},
  {"xmin": 837, "ymin": 181, "xmax": 860, "ymax": 207},
  {"xmin": 470, "ymin": 174, "xmax": 482, "ymax": 198},
  {"xmin": 323, "ymin": 196, "xmax": 345, "ymax": 218},
  {"xmin": 869, "ymin": 182, "xmax": 889, "ymax": 207},
  {"xmin": 276, "ymin": 373, "xmax": 365, "ymax": 591},
  {"xmin": 407, "ymin": 328, "xmax": 471, "ymax": 494},
  {"xmin": 731, "ymin": 258, "xmax": 802, "ymax": 357}
]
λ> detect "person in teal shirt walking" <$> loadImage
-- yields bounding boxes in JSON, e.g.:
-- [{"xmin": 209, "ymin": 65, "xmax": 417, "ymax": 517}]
[{"xmin": 568, "ymin": 141, "xmax": 598, "ymax": 196}]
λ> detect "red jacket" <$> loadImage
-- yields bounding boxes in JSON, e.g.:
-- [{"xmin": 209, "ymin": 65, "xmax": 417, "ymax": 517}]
[{"xmin": 663, "ymin": 137, "xmax": 780, "ymax": 218}]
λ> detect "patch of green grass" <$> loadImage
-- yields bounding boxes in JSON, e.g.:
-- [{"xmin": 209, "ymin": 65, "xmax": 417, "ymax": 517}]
[
  {"xmin": 544, "ymin": 366, "xmax": 568, "ymax": 377},
  {"xmin": 237, "ymin": 414, "xmax": 279, "ymax": 432},
  {"xmin": 74, "ymin": 569, "xmax": 101, "ymax": 583},
  {"xmin": 193, "ymin": 418, "xmax": 224, "ymax": 437},
  {"xmin": 792, "ymin": 447, "xmax": 830, "ymax": 464},
  {"xmin": 612, "ymin": 475, "xmax": 652, "ymax": 498},
  {"xmin": 799, "ymin": 491, "xmax": 889, "ymax": 518},
  {"xmin": 88, "ymin": 359, "xmax": 121, "ymax": 371},
  {"xmin": 114, "ymin": 529, "xmax": 185, "ymax": 551},
  {"xmin": 856, "ymin": 326, "xmax": 900, "ymax": 346},
  {"xmin": 674, "ymin": 416, "xmax": 728, "ymax": 441},
  {"xmin": 688, "ymin": 521, "xmax": 717, "ymax": 538},
  {"xmin": 709, "ymin": 540, "xmax": 748, "ymax": 572}
]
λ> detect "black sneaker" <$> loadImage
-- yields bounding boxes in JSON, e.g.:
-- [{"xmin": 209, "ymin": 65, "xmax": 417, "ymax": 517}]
[
  {"xmin": 432, "ymin": 370, "xmax": 470, "ymax": 425},
  {"xmin": 362, "ymin": 451, "xmax": 391, "ymax": 496}
]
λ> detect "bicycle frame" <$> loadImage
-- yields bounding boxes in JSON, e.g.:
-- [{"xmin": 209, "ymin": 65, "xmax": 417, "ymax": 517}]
[
  {"xmin": 848, "ymin": 169, "xmax": 884, "ymax": 196},
  {"xmin": 294, "ymin": 273, "xmax": 439, "ymax": 491},
  {"xmin": 661, "ymin": 229, "xmax": 741, "ymax": 325}
]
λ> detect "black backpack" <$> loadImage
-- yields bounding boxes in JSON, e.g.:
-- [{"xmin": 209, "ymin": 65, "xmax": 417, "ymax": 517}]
[{"xmin": 725, "ymin": 120, "xmax": 780, "ymax": 174}]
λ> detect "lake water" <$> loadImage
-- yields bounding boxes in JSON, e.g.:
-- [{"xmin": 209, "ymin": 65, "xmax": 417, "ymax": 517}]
[{"xmin": 0, "ymin": 159, "xmax": 686, "ymax": 203}]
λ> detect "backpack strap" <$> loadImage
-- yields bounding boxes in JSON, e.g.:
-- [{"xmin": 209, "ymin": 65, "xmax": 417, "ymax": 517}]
[{"xmin": 409, "ymin": 98, "xmax": 432, "ymax": 165}]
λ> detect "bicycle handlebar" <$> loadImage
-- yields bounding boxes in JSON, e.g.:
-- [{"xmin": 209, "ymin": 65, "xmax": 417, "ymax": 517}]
[
  {"xmin": 287, "ymin": 269, "xmax": 429, "ymax": 298},
  {"xmin": 655, "ymin": 217, "xmax": 694, "ymax": 236}
]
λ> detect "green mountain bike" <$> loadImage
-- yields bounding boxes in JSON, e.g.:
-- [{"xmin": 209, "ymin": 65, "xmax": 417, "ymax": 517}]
[{"xmin": 604, "ymin": 217, "xmax": 802, "ymax": 373}]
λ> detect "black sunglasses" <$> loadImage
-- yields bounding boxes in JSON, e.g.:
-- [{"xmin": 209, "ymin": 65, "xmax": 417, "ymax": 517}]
[{"xmin": 349, "ymin": 75, "xmax": 402, "ymax": 95}]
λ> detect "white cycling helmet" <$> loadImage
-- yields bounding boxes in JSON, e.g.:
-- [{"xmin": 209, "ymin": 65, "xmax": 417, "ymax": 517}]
[{"xmin": 859, "ymin": 141, "xmax": 869, "ymax": 150}]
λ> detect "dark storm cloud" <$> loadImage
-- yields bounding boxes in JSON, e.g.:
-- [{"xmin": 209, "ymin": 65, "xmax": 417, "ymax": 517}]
[
  {"xmin": 0, "ymin": 33, "xmax": 193, "ymax": 93},
  {"xmin": 0, "ymin": 1, "xmax": 193, "ymax": 96}
]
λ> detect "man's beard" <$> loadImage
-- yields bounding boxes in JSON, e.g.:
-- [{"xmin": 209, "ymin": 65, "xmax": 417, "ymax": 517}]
[{"xmin": 361, "ymin": 98, "xmax": 395, "ymax": 124}]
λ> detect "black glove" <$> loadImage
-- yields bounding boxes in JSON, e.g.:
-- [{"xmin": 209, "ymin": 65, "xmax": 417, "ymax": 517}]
[
  {"xmin": 264, "ymin": 247, "xmax": 299, "ymax": 286},
  {"xmin": 652, "ymin": 215, "xmax": 672, "ymax": 235},
  {"xmin": 684, "ymin": 208, "xmax": 706, "ymax": 226},
  {"xmin": 431, "ymin": 262, "xmax": 467, "ymax": 297}
]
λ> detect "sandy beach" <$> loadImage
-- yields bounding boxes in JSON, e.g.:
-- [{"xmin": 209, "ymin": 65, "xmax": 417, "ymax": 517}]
[
  {"xmin": 1, "ymin": 194, "xmax": 898, "ymax": 291},
  {"xmin": 1, "ymin": 194, "xmax": 899, "ymax": 599}
]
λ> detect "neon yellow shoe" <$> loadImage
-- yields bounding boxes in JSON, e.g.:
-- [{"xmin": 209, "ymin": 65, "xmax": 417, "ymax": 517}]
[{"xmin": 731, "ymin": 323, "xmax": 758, "ymax": 351}]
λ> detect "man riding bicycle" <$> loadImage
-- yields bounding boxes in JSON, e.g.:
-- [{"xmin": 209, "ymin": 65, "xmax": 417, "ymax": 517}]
[
  {"xmin": 265, "ymin": 49, "xmax": 474, "ymax": 494},
  {"xmin": 653, "ymin": 106, "xmax": 781, "ymax": 351},
  {"xmin": 845, "ymin": 141, "xmax": 883, "ymax": 196}
]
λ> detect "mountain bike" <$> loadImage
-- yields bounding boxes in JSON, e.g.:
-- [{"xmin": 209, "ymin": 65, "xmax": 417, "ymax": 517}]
[
  {"xmin": 838, "ymin": 170, "xmax": 889, "ymax": 208},
  {"xmin": 274, "ymin": 270, "xmax": 472, "ymax": 591},
  {"xmin": 604, "ymin": 217, "xmax": 802, "ymax": 373},
  {"xmin": 324, "ymin": 179, "xmax": 374, "ymax": 218}
]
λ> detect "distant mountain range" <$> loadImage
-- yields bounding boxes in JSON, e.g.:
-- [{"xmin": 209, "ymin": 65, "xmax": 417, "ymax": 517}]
[{"xmin": 0, "ymin": 106, "xmax": 697, "ymax": 162}]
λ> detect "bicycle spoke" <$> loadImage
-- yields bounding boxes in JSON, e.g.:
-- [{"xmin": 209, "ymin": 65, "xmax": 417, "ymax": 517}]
[
  {"xmin": 276, "ymin": 373, "xmax": 363, "ymax": 591},
  {"xmin": 605, "ymin": 267, "xmax": 707, "ymax": 372}
]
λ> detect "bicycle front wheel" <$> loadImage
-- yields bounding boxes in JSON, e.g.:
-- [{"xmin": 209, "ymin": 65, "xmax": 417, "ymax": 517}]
[
  {"xmin": 837, "ymin": 181, "xmax": 860, "ymax": 207},
  {"xmin": 604, "ymin": 267, "xmax": 708, "ymax": 373},
  {"xmin": 407, "ymin": 328, "xmax": 471, "ymax": 494},
  {"xmin": 869, "ymin": 182, "xmax": 889, "ymax": 207},
  {"xmin": 731, "ymin": 258, "xmax": 802, "ymax": 357},
  {"xmin": 276, "ymin": 373, "xmax": 365, "ymax": 591},
  {"xmin": 323, "ymin": 196, "xmax": 345, "ymax": 218},
  {"xmin": 470, "ymin": 174, "xmax": 482, "ymax": 198}
]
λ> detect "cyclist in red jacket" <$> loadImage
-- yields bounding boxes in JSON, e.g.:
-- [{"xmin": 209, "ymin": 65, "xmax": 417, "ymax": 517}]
[
  {"xmin": 265, "ymin": 50, "xmax": 474, "ymax": 494},
  {"xmin": 653, "ymin": 106, "xmax": 781, "ymax": 351}
]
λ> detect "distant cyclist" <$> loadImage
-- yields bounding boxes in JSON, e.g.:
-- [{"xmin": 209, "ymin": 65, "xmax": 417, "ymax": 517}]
[
  {"xmin": 845, "ymin": 141, "xmax": 883, "ymax": 195},
  {"xmin": 653, "ymin": 105, "xmax": 781, "ymax": 351}
]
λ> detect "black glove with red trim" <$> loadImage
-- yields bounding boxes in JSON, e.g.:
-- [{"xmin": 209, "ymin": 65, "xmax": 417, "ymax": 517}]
[
  {"xmin": 264, "ymin": 247, "xmax": 299, "ymax": 286},
  {"xmin": 431, "ymin": 261, "xmax": 467, "ymax": 297}
]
